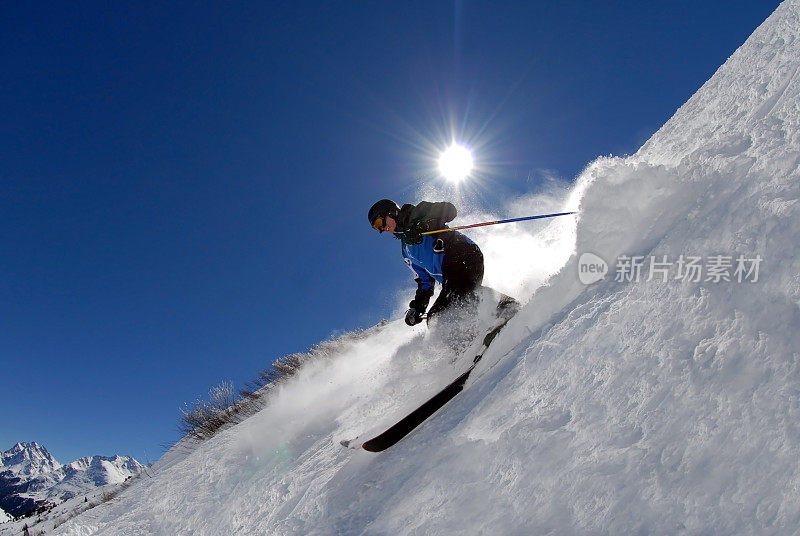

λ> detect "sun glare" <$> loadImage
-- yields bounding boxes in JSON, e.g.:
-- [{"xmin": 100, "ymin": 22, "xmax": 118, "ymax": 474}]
[{"xmin": 439, "ymin": 144, "xmax": 474, "ymax": 183}]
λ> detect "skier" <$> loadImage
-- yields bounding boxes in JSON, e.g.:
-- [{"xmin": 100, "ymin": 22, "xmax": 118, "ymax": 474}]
[{"xmin": 368, "ymin": 199, "xmax": 516, "ymax": 335}]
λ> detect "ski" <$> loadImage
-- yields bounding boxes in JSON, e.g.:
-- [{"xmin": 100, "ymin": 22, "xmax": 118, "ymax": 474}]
[{"xmin": 348, "ymin": 317, "xmax": 512, "ymax": 452}]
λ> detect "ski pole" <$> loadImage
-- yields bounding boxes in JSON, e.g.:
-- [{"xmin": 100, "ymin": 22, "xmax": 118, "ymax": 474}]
[{"xmin": 421, "ymin": 211, "xmax": 577, "ymax": 235}]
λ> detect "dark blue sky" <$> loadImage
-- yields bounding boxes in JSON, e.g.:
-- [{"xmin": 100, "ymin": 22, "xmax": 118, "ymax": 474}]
[{"xmin": 1, "ymin": 1, "xmax": 781, "ymax": 463}]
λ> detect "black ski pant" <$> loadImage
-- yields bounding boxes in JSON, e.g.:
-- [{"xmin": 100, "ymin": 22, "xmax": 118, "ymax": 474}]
[{"xmin": 427, "ymin": 240, "xmax": 484, "ymax": 321}]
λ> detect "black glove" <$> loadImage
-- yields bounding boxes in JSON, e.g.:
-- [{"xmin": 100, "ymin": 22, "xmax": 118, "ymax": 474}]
[
  {"xmin": 405, "ymin": 299, "xmax": 427, "ymax": 326},
  {"xmin": 405, "ymin": 308, "xmax": 424, "ymax": 326},
  {"xmin": 403, "ymin": 222, "xmax": 426, "ymax": 245}
]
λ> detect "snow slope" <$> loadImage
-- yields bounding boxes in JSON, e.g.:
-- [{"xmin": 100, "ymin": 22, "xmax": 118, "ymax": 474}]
[{"xmin": 57, "ymin": 1, "xmax": 800, "ymax": 534}]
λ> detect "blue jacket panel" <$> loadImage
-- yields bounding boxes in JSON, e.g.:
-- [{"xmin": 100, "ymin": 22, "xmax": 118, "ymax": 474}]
[{"xmin": 401, "ymin": 231, "xmax": 476, "ymax": 291}]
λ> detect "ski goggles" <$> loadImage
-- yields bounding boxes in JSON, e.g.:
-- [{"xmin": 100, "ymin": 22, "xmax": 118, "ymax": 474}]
[{"xmin": 372, "ymin": 216, "xmax": 386, "ymax": 232}]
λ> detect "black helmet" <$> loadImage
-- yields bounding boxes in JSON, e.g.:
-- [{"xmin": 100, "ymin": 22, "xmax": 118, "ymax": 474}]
[{"xmin": 368, "ymin": 199, "xmax": 400, "ymax": 227}]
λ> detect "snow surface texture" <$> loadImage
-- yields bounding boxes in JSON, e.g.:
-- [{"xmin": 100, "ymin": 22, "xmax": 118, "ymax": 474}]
[{"xmin": 56, "ymin": 2, "xmax": 800, "ymax": 534}]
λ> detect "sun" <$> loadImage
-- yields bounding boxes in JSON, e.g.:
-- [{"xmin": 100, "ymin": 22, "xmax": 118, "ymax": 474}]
[{"xmin": 438, "ymin": 143, "xmax": 474, "ymax": 183}]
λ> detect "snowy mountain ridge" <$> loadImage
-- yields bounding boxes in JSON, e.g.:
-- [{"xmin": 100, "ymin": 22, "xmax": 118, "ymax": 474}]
[
  {"xmin": 52, "ymin": 1, "xmax": 800, "ymax": 534},
  {"xmin": 0, "ymin": 442, "xmax": 143, "ymax": 520},
  {"xmin": 0, "ymin": 443, "xmax": 61, "ymax": 479}
]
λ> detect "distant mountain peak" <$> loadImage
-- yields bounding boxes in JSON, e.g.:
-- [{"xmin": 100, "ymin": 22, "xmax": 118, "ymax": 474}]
[
  {"xmin": 1, "ymin": 442, "xmax": 61, "ymax": 476},
  {"xmin": 0, "ymin": 442, "xmax": 143, "ymax": 518}
]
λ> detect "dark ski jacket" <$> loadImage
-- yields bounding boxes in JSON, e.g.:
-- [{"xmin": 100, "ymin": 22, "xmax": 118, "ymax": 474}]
[{"xmin": 395, "ymin": 201, "xmax": 478, "ymax": 304}]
